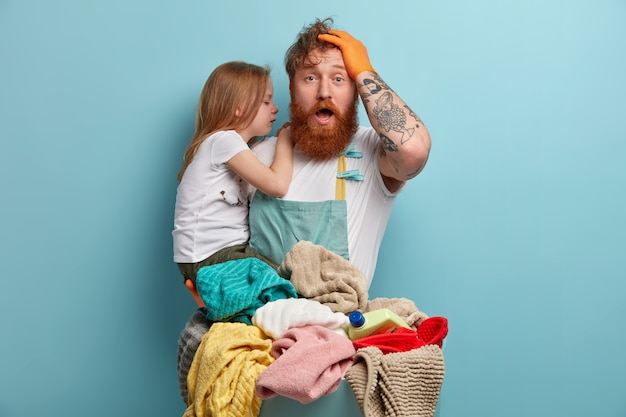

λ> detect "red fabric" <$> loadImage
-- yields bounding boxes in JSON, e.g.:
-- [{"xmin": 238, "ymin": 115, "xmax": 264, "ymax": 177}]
[
  {"xmin": 417, "ymin": 316, "xmax": 448, "ymax": 347},
  {"xmin": 352, "ymin": 316, "xmax": 448, "ymax": 354},
  {"xmin": 352, "ymin": 327, "xmax": 424, "ymax": 353}
]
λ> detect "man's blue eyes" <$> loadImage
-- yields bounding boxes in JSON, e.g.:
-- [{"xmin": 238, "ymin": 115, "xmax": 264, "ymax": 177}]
[{"xmin": 304, "ymin": 76, "xmax": 344, "ymax": 82}]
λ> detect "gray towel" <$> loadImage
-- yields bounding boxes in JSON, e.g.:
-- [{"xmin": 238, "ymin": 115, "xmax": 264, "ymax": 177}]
[{"xmin": 177, "ymin": 307, "xmax": 212, "ymax": 404}]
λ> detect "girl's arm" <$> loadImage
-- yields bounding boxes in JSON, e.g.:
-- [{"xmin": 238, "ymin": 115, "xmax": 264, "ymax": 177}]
[{"xmin": 227, "ymin": 127, "xmax": 293, "ymax": 197}]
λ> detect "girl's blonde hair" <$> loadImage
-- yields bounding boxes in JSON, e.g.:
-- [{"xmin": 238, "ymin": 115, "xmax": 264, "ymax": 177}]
[{"xmin": 177, "ymin": 61, "xmax": 270, "ymax": 181}]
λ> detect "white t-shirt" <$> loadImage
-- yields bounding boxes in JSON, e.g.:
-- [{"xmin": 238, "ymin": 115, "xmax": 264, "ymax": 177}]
[
  {"xmin": 251, "ymin": 126, "xmax": 401, "ymax": 285},
  {"xmin": 173, "ymin": 130, "xmax": 251, "ymax": 263}
]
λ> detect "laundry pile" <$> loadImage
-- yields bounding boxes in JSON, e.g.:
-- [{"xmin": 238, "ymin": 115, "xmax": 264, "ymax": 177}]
[{"xmin": 178, "ymin": 241, "xmax": 447, "ymax": 417}]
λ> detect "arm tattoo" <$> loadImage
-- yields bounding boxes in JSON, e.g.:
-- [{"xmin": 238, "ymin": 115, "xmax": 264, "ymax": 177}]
[
  {"xmin": 379, "ymin": 134, "xmax": 400, "ymax": 173},
  {"xmin": 373, "ymin": 91, "xmax": 415, "ymax": 144},
  {"xmin": 360, "ymin": 74, "xmax": 422, "ymax": 141},
  {"xmin": 359, "ymin": 73, "xmax": 390, "ymax": 104},
  {"xmin": 405, "ymin": 105, "xmax": 422, "ymax": 129},
  {"xmin": 380, "ymin": 133, "xmax": 398, "ymax": 153}
]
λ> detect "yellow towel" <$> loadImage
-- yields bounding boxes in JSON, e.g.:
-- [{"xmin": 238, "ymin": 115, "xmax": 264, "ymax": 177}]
[{"xmin": 184, "ymin": 322, "xmax": 274, "ymax": 417}]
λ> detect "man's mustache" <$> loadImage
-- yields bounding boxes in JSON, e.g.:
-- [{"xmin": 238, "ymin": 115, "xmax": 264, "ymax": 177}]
[{"xmin": 304, "ymin": 99, "xmax": 342, "ymax": 118}]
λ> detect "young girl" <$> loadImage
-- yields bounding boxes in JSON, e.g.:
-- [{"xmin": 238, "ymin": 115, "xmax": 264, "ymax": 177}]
[{"xmin": 173, "ymin": 61, "xmax": 293, "ymax": 293}]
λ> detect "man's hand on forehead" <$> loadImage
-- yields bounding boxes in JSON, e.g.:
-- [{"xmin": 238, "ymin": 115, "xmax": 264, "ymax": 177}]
[{"xmin": 318, "ymin": 29, "xmax": 375, "ymax": 80}]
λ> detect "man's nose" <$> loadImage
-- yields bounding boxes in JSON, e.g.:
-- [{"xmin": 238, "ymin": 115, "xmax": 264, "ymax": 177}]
[{"xmin": 317, "ymin": 80, "xmax": 331, "ymax": 100}]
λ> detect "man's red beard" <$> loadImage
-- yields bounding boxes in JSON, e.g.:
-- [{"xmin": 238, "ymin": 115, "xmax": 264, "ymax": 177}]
[{"xmin": 289, "ymin": 98, "xmax": 358, "ymax": 160}]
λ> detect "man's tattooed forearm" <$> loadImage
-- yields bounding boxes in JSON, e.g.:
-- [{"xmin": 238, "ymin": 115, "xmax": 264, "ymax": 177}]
[
  {"xmin": 371, "ymin": 73, "xmax": 390, "ymax": 90},
  {"xmin": 380, "ymin": 133, "xmax": 398, "ymax": 153},
  {"xmin": 359, "ymin": 73, "xmax": 391, "ymax": 104},
  {"xmin": 405, "ymin": 105, "xmax": 422, "ymax": 129},
  {"xmin": 372, "ymin": 92, "xmax": 415, "ymax": 144}
]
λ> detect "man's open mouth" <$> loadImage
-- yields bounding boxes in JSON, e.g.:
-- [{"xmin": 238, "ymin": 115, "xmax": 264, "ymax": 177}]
[{"xmin": 314, "ymin": 108, "xmax": 334, "ymax": 125}]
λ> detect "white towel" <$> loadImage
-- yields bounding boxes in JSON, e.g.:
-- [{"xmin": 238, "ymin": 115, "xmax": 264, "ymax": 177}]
[{"xmin": 252, "ymin": 298, "xmax": 350, "ymax": 339}]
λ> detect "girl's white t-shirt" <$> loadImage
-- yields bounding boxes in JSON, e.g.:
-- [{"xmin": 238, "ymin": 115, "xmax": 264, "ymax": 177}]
[{"xmin": 173, "ymin": 130, "xmax": 251, "ymax": 263}]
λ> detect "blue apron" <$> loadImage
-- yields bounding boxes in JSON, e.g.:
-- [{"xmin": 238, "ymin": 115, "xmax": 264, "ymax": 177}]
[{"xmin": 249, "ymin": 154, "xmax": 362, "ymax": 264}]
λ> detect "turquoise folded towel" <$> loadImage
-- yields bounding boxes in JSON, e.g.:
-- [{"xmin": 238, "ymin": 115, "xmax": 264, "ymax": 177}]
[{"xmin": 196, "ymin": 258, "xmax": 298, "ymax": 324}]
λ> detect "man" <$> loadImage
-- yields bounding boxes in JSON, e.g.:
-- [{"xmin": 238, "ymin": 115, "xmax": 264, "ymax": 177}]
[
  {"xmin": 248, "ymin": 18, "xmax": 431, "ymax": 285},
  {"xmin": 177, "ymin": 17, "xmax": 431, "ymax": 403}
]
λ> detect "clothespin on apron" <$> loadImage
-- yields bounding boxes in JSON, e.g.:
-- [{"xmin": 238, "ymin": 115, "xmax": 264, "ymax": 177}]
[{"xmin": 335, "ymin": 145, "xmax": 364, "ymax": 200}]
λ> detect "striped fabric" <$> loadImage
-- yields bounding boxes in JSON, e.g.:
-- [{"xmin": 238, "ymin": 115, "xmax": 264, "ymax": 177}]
[{"xmin": 196, "ymin": 258, "xmax": 298, "ymax": 324}]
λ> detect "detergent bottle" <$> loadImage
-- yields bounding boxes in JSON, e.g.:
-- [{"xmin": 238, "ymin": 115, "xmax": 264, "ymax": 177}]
[{"xmin": 346, "ymin": 308, "xmax": 411, "ymax": 340}]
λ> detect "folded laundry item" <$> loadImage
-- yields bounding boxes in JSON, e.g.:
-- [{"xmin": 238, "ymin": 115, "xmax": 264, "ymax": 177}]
[
  {"xmin": 277, "ymin": 241, "xmax": 368, "ymax": 314},
  {"xmin": 252, "ymin": 298, "xmax": 350, "ymax": 340},
  {"xmin": 346, "ymin": 345, "xmax": 445, "ymax": 417},
  {"xmin": 196, "ymin": 258, "xmax": 298, "ymax": 324},
  {"xmin": 256, "ymin": 325, "xmax": 356, "ymax": 403}
]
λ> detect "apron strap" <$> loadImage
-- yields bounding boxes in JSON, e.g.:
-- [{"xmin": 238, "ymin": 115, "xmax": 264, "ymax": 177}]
[{"xmin": 335, "ymin": 155, "xmax": 347, "ymax": 200}]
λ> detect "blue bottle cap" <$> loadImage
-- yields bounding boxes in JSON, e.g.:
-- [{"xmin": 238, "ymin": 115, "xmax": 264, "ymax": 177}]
[{"xmin": 349, "ymin": 311, "xmax": 365, "ymax": 327}]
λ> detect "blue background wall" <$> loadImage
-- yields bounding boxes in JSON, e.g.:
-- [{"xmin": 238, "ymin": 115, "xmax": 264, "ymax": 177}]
[{"xmin": 1, "ymin": 1, "xmax": 624, "ymax": 416}]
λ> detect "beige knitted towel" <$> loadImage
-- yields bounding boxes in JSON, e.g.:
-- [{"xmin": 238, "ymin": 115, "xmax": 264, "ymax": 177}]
[
  {"xmin": 277, "ymin": 241, "xmax": 368, "ymax": 313},
  {"xmin": 365, "ymin": 297, "xmax": 429, "ymax": 329},
  {"xmin": 345, "ymin": 345, "xmax": 445, "ymax": 417}
]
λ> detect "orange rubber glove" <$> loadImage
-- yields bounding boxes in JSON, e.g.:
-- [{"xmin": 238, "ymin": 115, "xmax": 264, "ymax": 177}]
[{"xmin": 318, "ymin": 29, "xmax": 375, "ymax": 79}]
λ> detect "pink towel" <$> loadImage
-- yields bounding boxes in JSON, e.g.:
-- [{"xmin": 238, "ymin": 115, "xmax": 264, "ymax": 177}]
[{"xmin": 255, "ymin": 325, "xmax": 356, "ymax": 403}]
